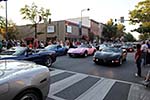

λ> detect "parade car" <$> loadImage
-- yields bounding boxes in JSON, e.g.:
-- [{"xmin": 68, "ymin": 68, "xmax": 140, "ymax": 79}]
[
  {"xmin": 0, "ymin": 60, "xmax": 50, "ymax": 100},
  {"xmin": 67, "ymin": 44, "xmax": 96, "ymax": 57},
  {"xmin": 121, "ymin": 44, "xmax": 134, "ymax": 52},
  {"xmin": 44, "ymin": 44, "xmax": 68, "ymax": 56},
  {"xmin": 0, "ymin": 47, "xmax": 57, "ymax": 67},
  {"xmin": 93, "ymin": 47, "xmax": 127, "ymax": 66}
]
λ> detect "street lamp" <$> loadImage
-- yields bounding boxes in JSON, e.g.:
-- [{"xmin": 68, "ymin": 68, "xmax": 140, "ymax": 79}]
[{"xmin": 79, "ymin": 8, "xmax": 90, "ymax": 36}]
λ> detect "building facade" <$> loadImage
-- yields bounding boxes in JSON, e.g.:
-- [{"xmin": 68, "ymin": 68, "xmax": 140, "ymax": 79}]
[{"xmin": 16, "ymin": 18, "xmax": 104, "ymax": 43}]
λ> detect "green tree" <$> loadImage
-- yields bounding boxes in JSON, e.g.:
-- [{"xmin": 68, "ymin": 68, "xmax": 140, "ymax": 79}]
[
  {"xmin": 102, "ymin": 19, "xmax": 126, "ymax": 41},
  {"xmin": 124, "ymin": 32, "xmax": 136, "ymax": 42},
  {"xmin": 129, "ymin": 0, "xmax": 150, "ymax": 35},
  {"xmin": 20, "ymin": 2, "xmax": 51, "ymax": 38},
  {"xmin": 0, "ymin": 16, "xmax": 18, "ymax": 39},
  {"xmin": 116, "ymin": 23, "xmax": 126, "ymax": 38},
  {"xmin": 102, "ymin": 19, "xmax": 117, "ymax": 41},
  {"xmin": 138, "ymin": 33, "xmax": 150, "ymax": 40}
]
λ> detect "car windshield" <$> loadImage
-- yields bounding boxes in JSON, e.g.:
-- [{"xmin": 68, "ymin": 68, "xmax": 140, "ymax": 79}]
[
  {"xmin": 0, "ymin": 47, "xmax": 26, "ymax": 56},
  {"xmin": 102, "ymin": 48, "xmax": 121, "ymax": 53},
  {"xmin": 45, "ymin": 45, "xmax": 57, "ymax": 50},
  {"xmin": 78, "ymin": 44, "xmax": 88, "ymax": 48}
]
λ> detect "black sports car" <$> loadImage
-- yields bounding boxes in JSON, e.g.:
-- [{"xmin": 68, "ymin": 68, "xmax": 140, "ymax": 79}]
[
  {"xmin": 0, "ymin": 47, "xmax": 57, "ymax": 67},
  {"xmin": 93, "ymin": 47, "xmax": 127, "ymax": 66}
]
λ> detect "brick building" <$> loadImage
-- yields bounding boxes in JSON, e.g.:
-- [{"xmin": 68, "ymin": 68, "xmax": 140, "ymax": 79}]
[{"xmin": 16, "ymin": 17, "xmax": 104, "ymax": 43}]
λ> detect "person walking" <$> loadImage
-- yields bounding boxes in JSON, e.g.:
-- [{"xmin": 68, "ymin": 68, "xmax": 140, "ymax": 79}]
[{"xmin": 134, "ymin": 44, "xmax": 142, "ymax": 77}]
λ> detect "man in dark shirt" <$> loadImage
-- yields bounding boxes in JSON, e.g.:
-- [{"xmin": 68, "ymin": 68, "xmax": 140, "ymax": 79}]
[{"xmin": 135, "ymin": 44, "xmax": 142, "ymax": 77}]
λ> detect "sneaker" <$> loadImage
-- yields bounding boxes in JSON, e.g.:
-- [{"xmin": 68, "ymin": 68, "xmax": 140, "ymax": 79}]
[
  {"xmin": 135, "ymin": 73, "xmax": 141, "ymax": 77},
  {"xmin": 135, "ymin": 73, "xmax": 138, "ymax": 77},
  {"xmin": 143, "ymin": 80, "xmax": 149, "ymax": 85}
]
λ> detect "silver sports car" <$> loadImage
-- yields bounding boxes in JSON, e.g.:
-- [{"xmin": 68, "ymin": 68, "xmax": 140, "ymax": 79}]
[{"xmin": 0, "ymin": 60, "xmax": 50, "ymax": 100}]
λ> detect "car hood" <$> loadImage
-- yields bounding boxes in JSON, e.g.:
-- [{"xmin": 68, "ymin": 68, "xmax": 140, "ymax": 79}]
[
  {"xmin": 0, "ymin": 60, "xmax": 41, "ymax": 79},
  {"xmin": 68, "ymin": 48, "xmax": 86, "ymax": 53},
  {"xmin": 0, "ymin": 55, "xmax": 16, "ymax": 58},
  {"xmin": 94, "ymin": 51, "xmax": 120, "ymax": 59}
]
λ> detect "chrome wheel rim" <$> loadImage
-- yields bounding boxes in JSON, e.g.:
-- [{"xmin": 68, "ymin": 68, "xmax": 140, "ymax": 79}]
[
  {"xmin": 46, "ymin": 57, "xmax": 52, "ymax": 67},
  {"xmin": 20, "ymin": 94, "xmax": 37, "ymax": 100}
]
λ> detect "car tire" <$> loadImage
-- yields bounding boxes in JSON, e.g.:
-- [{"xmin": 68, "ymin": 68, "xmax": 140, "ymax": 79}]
[
  {"xmin": 68, "ymin": 53, "xmax": 73, "ymax": 57},
  {"xmin": 45, "ymin": 56, "xmax": 52, "ymax": 67},
  {"xmin": 94, "ymin": 61, "xmax": 99, "ymax": 65},
  {"xmin": 13, "ymin": 90, "xmax": 41, "ymax": 100},
  {"xmin": 92, "ymin": 50, "xmax": 96, "ymax": 55},
  {"xmin": 64, "ymin": 49, "xmax": 68, "ymax": 55},
  {"xmin": 84, "ymin": 51, "xmax": 88, "ymax": 57}
]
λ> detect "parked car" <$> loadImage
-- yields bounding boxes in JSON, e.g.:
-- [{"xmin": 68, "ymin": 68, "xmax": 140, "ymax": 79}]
[
  {"xmin": 67, "ymin": 44, "xmax": 96, "ymax": 57},
  {"xmin": 0, "ymin": 60, "xmax": 50, "ymax": 100},
  {"xmin": 93, "ymin": 47, "xmax": 127, "ymax": 66},
  {"xmin": 121, "ymin": 44, "xmax": 134, "ymax": 52},
  {"xmin": 0, "ymin": 47, "xmax": 57, "ymax": 67},
  {"xmin": 44, "ymin": 44, "xmax": 68, "ymax": 56}
]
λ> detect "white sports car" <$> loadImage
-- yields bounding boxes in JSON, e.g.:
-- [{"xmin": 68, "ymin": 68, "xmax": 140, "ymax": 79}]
[{"xmin": 0, "ymin": 60, "xmax": 50, "ymax": 100}]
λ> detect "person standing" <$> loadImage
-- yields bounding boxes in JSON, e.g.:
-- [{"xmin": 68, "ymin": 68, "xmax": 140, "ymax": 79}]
[
  {"xmin": 135, "ymin": 44, "xmax": 142, "ymax": 77},
  {"xmin": 141, "ymin": 41, "xmax": 148, "ymax": 66},
  {"xmin": 33, "ymin": 35, "xmax": 39, "ymax": 49},
  {"xmin": 146, "ymin": 40, "xmax": 150, "ymax": 66}
]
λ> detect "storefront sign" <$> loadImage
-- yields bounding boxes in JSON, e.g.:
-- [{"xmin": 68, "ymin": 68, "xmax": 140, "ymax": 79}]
[
  {"xmin": 66, "ymin": 25, "xmax": 72, "ymax": 33},
  {"xmin": 47, "ymin": 25, "xmax": 55, "ymax": 33}
]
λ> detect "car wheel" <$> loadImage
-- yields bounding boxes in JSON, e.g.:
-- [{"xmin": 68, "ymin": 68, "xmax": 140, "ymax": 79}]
[
  {"xmin": 68, "ymin": 53, "xmax": 73, "ymax": 57},
  {"xmin": 64, "ymin": 49, "xmax": 68, "ymax": 55},
  {"xmin": 13, "ymin": 90, "xmax": 41, "ymax": 100},
  {"xmin": 45, "ymin": 56, "xmax": 52, "ymax": 67},
  {"xmin": 84, "ymin": 51, "xmax": 88, "ymax": 57},
  {"xmin": 94, "ymin": 61, "xmax": 99, "ymax": 65},
  {"xmin": 92, "ymin": 50, "xmax": 96, "ymax": 55}
]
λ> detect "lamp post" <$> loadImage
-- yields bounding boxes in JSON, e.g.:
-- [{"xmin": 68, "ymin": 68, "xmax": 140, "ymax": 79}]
[{"xmin": 79, "ymin": 8, "xmax": 90, "ymax": 36}]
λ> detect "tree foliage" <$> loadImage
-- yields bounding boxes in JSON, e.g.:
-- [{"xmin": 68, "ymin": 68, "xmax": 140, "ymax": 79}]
[
  {"xmin": 0, "ymin": 5, "xmax": 18, "ymax": 39},
  {"xmin": 124, "ymin": 33, "xmax": 136, "ymax": 42},
  {"xmin": 129, "ymin": 0, "xmax": 150, "ymax": 34},
  {"xmin": 0, "ymin": 16, "xmax": 18, "ymax": 39},
  {"xmin": 20, "ymin": 3, "xmax": 51, "ymax": 37},
  {"xmin": 138, "ymin": 33, "xmax": 150, "ymax": 40},
  {"xmin": 102, "ymin": 19, "xmax": 126, "ymax": 41}
]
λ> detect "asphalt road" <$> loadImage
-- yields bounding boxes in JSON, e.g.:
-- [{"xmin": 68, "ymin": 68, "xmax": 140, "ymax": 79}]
[{"xmin": 52, "ymin": 52, "xmax": 150, "ymax": 84}]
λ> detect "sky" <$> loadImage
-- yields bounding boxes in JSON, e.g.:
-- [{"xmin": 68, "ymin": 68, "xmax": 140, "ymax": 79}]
[{"xmin": 0, "ymin": 0, "xmax": 142, "ymax": 39}]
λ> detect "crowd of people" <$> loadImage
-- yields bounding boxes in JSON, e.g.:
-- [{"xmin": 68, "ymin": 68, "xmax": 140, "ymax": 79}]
[
  {"xmin": 0, "ymin": 38, "xmax": 86, "ymax": 52},
  {"xmin": 134, "ymin": 40, "xmax": 150, "ymax": 85}
]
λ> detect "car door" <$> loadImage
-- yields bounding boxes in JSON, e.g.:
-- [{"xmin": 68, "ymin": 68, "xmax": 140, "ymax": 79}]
[
  {"xmin": 21, "ymin": 50, "xmax": 43, "ymax": 64},
  {"xmin": 87, "ymin": 45, "xmax": 94, "ymax": 55}
]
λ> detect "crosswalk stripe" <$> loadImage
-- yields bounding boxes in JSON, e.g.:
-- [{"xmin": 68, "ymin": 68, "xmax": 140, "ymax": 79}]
[
  {"xmin": 50, "ymin": 69, "xmax": 65, "ymax": 76},
  {"xmin": 128, "ymin": 84, "xmax": 150, "ymax": 100},
  {"xmin": 76, "ymin": 78, "xmax": 116, "ymax": 100},
  {"xmin": 48, "ymin": 73, "xmax": 89, "ymax": 96},
  {"xmin": 49, "ymin": 95, "xmax": 66, "ymax": 100}
]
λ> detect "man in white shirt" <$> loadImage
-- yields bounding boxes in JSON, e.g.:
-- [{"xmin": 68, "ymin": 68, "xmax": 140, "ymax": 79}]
[{"xmin": 141, "ymin": 41, "xmax": 148, "ymax": 66}]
